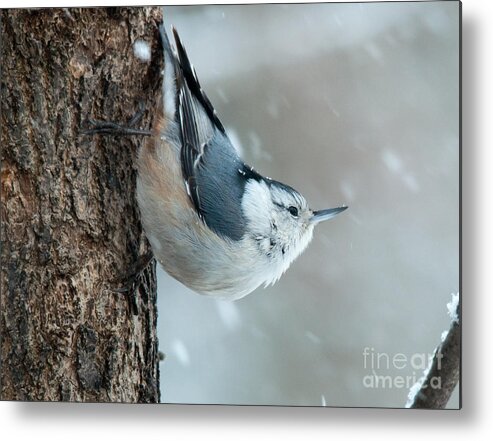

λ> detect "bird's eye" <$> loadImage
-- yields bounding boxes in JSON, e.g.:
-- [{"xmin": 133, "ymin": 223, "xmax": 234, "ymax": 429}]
[{"xmin": 288, "ymin": 206, "xmax": 299, "ymax": 217}]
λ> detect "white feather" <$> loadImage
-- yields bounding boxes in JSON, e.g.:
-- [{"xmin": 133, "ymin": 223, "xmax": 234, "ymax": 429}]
[{"xmin": 163, "ymin": 46, "xmax": 177, "ymax": 120}]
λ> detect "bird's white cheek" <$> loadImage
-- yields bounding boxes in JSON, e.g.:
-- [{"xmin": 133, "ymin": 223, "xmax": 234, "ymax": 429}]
[
  {"xmin": 266, "ymin": 227, "xmax": 314, "ymax": 287},
  {"xmin": 241, "ymin": 179, "xmax": 273, "ymax": 234},
  {"xmin": 289, "ymin": 226, "xmax": 314, "ymax": 261}
]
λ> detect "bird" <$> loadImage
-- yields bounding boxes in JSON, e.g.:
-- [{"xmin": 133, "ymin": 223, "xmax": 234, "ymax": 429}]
[{"xmin": 135, "ymin": 24, "xmax": 347, "ymax": 300}]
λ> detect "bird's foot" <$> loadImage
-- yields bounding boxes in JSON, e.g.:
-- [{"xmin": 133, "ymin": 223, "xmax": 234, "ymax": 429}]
[
  {"xmin": 111, "ymin": 250, "xmax": 155, "ymax": 316},
  {"xmin": 81, "ymin": 102, "xmax": 152, "ymax": 137}
]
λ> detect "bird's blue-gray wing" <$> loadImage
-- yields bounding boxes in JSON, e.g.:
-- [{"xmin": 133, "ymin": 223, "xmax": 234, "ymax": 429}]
[{"xmin": 167, "ymin": 26, "xmax": 251, "ymax": 241}]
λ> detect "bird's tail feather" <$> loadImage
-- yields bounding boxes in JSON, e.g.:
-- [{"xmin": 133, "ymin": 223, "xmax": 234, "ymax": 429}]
[{"xmin": 159, "ymin": 23, "xmax": 178, "ymax": 121}]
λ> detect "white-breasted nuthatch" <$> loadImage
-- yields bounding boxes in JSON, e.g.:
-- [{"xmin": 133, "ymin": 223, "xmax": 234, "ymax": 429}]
[{"xmin": 136, "ymin": 25, "xmax": 347, "ymax": 300}]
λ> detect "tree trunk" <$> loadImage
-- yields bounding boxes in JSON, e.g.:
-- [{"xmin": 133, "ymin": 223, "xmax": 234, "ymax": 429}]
[{"xmin": 1, "ymin": 7, "xmax": 163, "ymax": 403}]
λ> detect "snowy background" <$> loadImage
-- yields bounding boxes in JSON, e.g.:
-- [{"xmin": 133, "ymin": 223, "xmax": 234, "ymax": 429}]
[{"xmin": 156, "ymin": 2, "xmax": 460, "ymax": 408}]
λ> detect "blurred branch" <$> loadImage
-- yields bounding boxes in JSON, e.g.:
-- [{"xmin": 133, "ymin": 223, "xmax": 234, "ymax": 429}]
[{"xmin": 407, "ymin": 295, "xmax": 461, "ymax": 409}]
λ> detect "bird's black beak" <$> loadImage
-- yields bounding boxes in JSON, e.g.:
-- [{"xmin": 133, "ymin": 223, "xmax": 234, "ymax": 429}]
[{"xmin": 310, "ymin": 206, "xmax": 348, "ymax": 224}]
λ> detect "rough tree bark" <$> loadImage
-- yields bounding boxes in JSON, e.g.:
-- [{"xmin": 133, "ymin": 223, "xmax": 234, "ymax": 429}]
[{"xmin": 1, "ymin": 7, "xmax": 163, "ymax": 402}]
